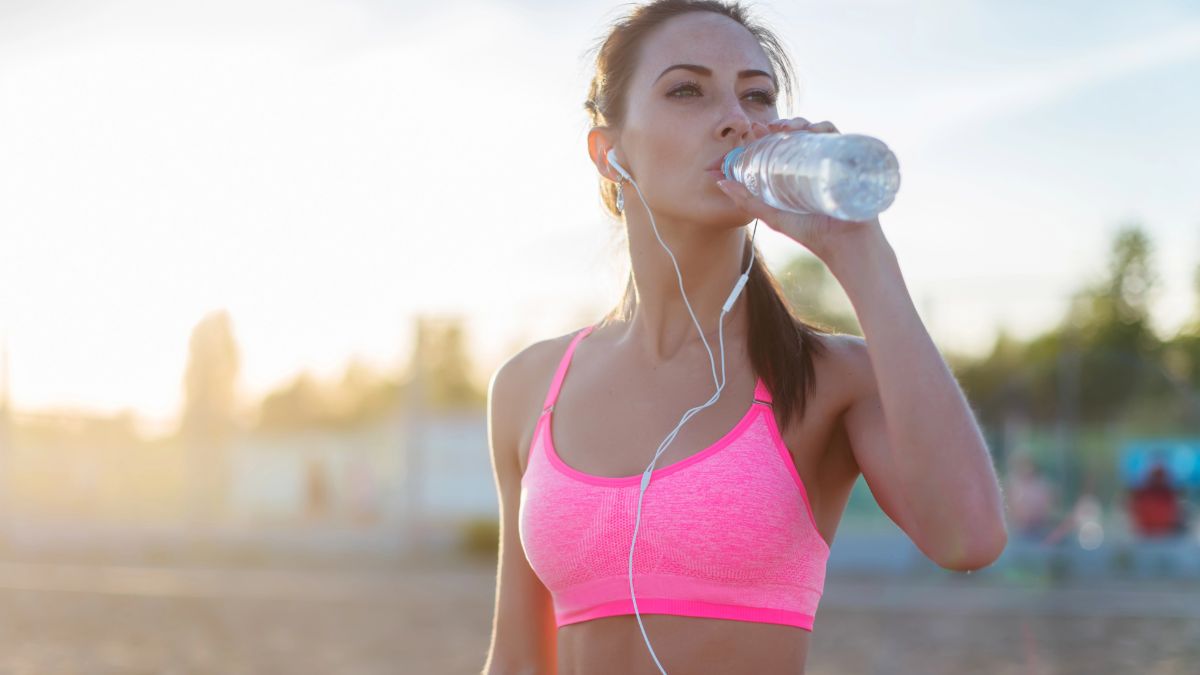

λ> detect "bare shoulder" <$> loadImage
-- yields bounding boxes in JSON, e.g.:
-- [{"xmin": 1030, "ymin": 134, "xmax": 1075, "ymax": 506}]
[
  {"xmin": 827, "ymin": 332, "xmax": 872, "ymax": 406},
  {"xmin": 814, "ymin": 332, "xmax": 872, "ymax": 473},
  {"xmin": 492, "ymin": 329, "xmax": 580, "ymax": 404},
  {"xmin": 806, "ymin": 331, "xmax": 869, "ymax": 416},
  {"xmin": 489, "ymin": 328, "xmax": 587, "ymax": 473},
  {"xmin": 772, "ymin": 330, "xmax": 864, "ymax": 456}
]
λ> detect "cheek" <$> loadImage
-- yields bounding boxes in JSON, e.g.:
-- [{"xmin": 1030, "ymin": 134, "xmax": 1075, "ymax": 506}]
[{"xmin": 647, "ymin": 143, "xmax": 692, "ymax": 185}]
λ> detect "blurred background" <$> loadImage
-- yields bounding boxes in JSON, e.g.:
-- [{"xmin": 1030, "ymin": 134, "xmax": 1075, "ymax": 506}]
[{"xmin": 0, "ymin": 0, "xmax": 1198, "ymax": 672}]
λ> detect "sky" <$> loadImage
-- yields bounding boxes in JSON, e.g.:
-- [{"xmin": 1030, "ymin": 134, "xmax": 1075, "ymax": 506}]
[{"xmin": 0, "ymin": 0, "xmax": 1198, "ymax": 436}]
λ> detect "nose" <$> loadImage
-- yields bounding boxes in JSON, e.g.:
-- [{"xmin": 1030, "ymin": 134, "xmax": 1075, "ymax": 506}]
[{"xmin": 716, "ymin": 97, "xmax": 753, "ymax": 140}]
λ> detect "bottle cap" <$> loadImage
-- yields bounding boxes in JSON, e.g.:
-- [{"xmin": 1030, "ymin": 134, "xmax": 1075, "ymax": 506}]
[{"xmin": 722, "ymin": 146, "xmax": 746, "ymax": 181}]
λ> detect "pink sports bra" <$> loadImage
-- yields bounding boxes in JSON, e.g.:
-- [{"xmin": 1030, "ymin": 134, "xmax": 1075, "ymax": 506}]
[{"xmin": 519, "ymin": 323, "xmax": 831, "ymax": 631}]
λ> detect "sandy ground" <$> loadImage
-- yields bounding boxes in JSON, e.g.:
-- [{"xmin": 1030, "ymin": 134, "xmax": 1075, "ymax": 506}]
[{"xmin": 0, "ymin": 552, "xmax": 1195, "ymax": 674}]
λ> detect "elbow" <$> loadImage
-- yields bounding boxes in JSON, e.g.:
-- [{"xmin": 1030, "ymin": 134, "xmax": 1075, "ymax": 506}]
[{"xmin": 935, "ymin": 522, "xmax": 1008, "ymax": 572}]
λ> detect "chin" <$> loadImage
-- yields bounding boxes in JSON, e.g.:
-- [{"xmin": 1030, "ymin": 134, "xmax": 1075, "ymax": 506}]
[{"xmin": 694, "ymin": 203, "xmax": 749, "ymax": 229}]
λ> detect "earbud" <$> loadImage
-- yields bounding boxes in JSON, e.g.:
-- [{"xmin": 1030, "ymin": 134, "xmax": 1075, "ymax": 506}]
[{"xmin": 606, "ymin": 148, "xmax": 633, "ymax": 183}]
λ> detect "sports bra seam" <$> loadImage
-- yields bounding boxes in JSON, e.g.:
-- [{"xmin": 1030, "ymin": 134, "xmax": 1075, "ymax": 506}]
[
  {"xmin": 562, "ymin": 570, "xmax": 826, "ymax": 590},
  {"xmin": 760, "ymin": 411, "xmax": 830, "ymax": 555}
]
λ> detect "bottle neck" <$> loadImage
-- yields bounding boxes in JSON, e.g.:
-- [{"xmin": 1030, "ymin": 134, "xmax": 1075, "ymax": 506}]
[{"xmin": 721, "ymin": 145, "xmax": 747, "ymax": 181}]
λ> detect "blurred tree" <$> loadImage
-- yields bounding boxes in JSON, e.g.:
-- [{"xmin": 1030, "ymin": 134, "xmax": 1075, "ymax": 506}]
[
  {"xmin": 408, "ymin": 316, "xmax": 486, "ymax": 411},
  {"xmin": 178, "ymin": 309, "xmax": 241, "ymax": 522},
  {"xmin": 900, "ymin": 220, "xmax": 1200, "ymax": 512},
  {"xmin": 1186, "ymin": 260, "xmax": 1200, "ymax": 334},
  {"xmin": 959, "ymin": 222, "xmax": 1181, "ymax": 431},
  {"xmin": 1164, "ymin": 261, "xmax": 1200, "ymax": 394},
  {"xmin": 1064, "ymin": 222, "xmax": 1162, "ymax": 423},
  {"xmin": 1071, "ymin": 222, "xmax": 1159, "ymax": 330},
  {"xmin": 254, "ymin": 359, "xmax": 401, "ymax": 433},
  {"xmin": 256, "ymin": 371, "xmax": 329, "ymax": 432},
  {"xmin": 179, "ymin": 310, "xmax": 241, "ymax": 444},
  {"xmin": 777, "ymin": 253, "xmax": 860, "ymax": 335},
  {"xmin": 334, "ymin": 357, "xmax": 401, "ymax": 427},
  {"xmin": 957, "ymin": 327, "xmax": 1033, "ymax": 431}
]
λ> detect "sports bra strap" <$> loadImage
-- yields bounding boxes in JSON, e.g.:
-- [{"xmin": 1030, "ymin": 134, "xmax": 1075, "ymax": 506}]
[
  {"xmin": 753, "ymin": 376, "xmax": 774, "ymax": 406},
  {"xmin": 542, "ymin": 323, "xmax": 598, "ymax": 412}
]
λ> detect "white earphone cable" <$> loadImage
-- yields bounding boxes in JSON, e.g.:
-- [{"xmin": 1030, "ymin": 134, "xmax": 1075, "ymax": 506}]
[{"xmin": 610, "ymin": 153, "xmax": 758, "ymax": 675}]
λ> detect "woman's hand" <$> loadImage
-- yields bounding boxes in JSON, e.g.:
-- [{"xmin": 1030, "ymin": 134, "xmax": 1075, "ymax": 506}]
[{"xmin": 717, "ymin": 117, "xmax": 883, "ymax": 260}]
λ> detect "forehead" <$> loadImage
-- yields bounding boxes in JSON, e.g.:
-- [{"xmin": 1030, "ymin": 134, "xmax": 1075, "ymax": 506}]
[{"xmin": 635, "ymin": 12, "xmax": 772, "ymax": 80}]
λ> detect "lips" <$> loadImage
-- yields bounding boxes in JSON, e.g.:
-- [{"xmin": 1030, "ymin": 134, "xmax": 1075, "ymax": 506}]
[{"xmin": 707, "ymin": 148, "xmax": 739, "ymax": 173}]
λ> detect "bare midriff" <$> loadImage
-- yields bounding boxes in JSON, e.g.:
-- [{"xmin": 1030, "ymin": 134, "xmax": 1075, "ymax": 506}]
[{"xmin": 557, "ymin": 613, "xmax": 810, "ymax": 674}]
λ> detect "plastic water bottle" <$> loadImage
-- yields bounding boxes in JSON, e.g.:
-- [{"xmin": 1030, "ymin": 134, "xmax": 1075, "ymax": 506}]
[{"xmin": 721, "ymin": 130, "xmax": 901, "ymax": 221}]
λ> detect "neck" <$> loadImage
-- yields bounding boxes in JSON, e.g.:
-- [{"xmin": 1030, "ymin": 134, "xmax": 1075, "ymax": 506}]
[{"xmin": 613, "ymin": 208, "xmax": 753, "ymax": 366}]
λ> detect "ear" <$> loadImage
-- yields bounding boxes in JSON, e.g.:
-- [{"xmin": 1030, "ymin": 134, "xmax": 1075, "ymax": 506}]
[{"xmin": 587, "ymin": 126, "xmax": 622, "ymax": 183}]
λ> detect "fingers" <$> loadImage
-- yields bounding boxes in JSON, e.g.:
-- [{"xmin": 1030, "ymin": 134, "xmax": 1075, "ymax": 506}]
[
  {"xmin": 716, "ymin": 178, "xmax": 757, "ymax": 213},
  {"xmin": 749, "ymin": 118, "xmax": 839, "ymax": 142},
  {"xmin": 716, "ymin": 176, "xmax": 783, "ymax": 228},
  {"xmin": 768, "ymin": 117, "xmax": 808, "ymax": 132},
  {"xmin": 762, "ymin": 118, "xmax": 838, "ymax": 134}
]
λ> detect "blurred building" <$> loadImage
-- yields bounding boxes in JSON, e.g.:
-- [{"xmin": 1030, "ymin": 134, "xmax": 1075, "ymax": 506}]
[
  {"xmin": 0, "ymin": 315, "xmax": 495, "ymax": 557},
  {"xmin": 0, "ymin": 334, "xmax": 10, "ymax": 520}
]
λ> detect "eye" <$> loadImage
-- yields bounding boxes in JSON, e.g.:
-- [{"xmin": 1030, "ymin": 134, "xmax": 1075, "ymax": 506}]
[
  {"xmin": 747, "ymin": 89, "xmax": 778, "ymax": 106},
  {"xmin": 667, "ymin": 81, "xmax": 778, "ymax": 106},
  {"xmin": 666, "ymin": 81, "xmax": 703, "ymax": 97}
]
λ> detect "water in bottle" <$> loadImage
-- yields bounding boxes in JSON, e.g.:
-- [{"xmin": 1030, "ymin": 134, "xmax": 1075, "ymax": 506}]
[{"xmin": 721, "ymin": 130, "xmax": 900, "ymax": 221}]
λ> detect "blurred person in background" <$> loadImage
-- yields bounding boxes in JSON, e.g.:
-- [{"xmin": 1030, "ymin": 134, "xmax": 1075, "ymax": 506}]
[
  {"xmin": 1004, "ymin": 452, "xmax": 1058, "ymax": 543},
  {"xmin": 1128, "ymin": 462, "xmax": 1185, "ymax": 538}
]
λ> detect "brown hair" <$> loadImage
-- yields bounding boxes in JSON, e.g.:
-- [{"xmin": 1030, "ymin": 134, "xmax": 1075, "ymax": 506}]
[{"xmin": 582, "ymin": 0, "xmax": 832, "ymax": 435}]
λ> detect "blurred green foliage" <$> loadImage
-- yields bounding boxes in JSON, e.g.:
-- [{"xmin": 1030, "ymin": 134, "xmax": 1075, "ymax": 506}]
[{"xmin": 802, "ymin": 220, "xmax": 1200, "ymax": 520}]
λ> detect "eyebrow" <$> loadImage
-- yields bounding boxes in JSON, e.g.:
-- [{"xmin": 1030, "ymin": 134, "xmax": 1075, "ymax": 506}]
[{"xmin": 654, "ymin": 63, "xmax": 776, "ymax": 87}]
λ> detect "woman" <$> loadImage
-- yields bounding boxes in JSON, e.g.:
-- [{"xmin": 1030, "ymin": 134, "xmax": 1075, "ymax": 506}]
[{"xmin": 484, "ymin": 1, "xmax": 1008, "ymax": 673}]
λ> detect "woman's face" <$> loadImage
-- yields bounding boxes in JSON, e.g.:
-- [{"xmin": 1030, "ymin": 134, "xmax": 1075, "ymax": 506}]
[{"xmin": 614, "ymin": 12, "xmax": 780, "ymax": 225}]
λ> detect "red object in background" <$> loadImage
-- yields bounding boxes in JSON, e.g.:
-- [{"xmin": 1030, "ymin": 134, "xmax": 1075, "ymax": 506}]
[{"xmin": 1129, "ymin": 465, "xmax": 1181, "ymax": 536}]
